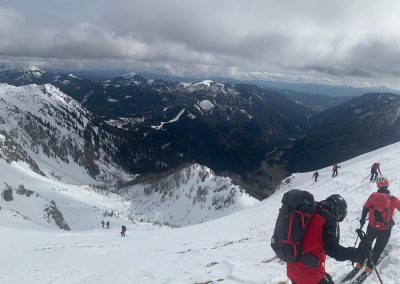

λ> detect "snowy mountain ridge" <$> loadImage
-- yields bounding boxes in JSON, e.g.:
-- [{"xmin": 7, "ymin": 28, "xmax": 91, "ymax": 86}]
[
  {"xmin": 0, "ymin": 82, "xmax": 258, "ymax": 231},
  {"xmin": 118, "ymin": 164, "xmax": 258, "ymax": 227},
  {"xmin": 0, "ymin": 83, "xmax": 127, "ymax": 185},
  {"xmin": 0, "ymin": 63, "xmax": 45, "ymax": 81}
]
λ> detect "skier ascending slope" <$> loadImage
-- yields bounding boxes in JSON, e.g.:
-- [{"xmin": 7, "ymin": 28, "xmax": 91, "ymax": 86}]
[
  {"xmin": 354, "ymin": 176, "xmax": 400, "ymax": 273},
  {"xmin": 121, "ymin": 225, "xmax": 127, "ymax": 237},
  {"xmin": 312, "ymin": 171, "xmax": 319, "ymax": 182},
  {"xmin": 332, "ymin": 164, "xmax": 340, "ymax": 178},
  {"xmin": 370, "ymin": 162, "xmax": 382, "ymax": 182},
  {"xmin": 271, "ymin": 190, "xmax": 368, "ymax": 284}
]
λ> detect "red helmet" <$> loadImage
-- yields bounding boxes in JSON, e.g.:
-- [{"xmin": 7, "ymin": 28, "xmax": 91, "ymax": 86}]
[{"xmin": 376, "ymin": 176, "xmax": 389, "ymax": 188}]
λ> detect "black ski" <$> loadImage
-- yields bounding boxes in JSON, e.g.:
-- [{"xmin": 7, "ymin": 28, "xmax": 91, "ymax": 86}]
[
  {"xmin": 341, "ymin": 266, "xmax": 363, "ymax": 283},
  {"xmin": 350, "ymin": 244, "xmax": 392, "ymax": 284}
]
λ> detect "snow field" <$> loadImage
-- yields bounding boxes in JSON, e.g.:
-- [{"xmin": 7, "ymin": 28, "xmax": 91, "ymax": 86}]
[{"xmin": 3, "ymin": 136, "xmax": 400, "ymax": 282}]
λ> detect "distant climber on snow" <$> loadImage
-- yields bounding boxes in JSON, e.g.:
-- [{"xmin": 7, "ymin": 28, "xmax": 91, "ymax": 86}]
[
  {"xmin": 271, "ymin": 190, "xmax": 368, "ymax": 284},
  {"xmin": 101, "ymin": 220, "xmax": 105, "ymax": 228},
  {"xmin": 354, "ymin": 176, "xmax": 400, "ymax": 273},
  {"xmin": 312, "ymin": 171, "xmax": 319, "ymax": 182},
  {"xmin": 332, "ymin": 163, "xmax": 340, "ymax": 178},
  {"xmin": 106, "ymin": 221, "xmax": 110, "ymax": 229},
  {"xmin": 121, "ymin": 225, "xmax": 127, "ymax": 237},
  {"xmin": 370, "ymin": 162, "xmax": 382, "ymax": 182}
]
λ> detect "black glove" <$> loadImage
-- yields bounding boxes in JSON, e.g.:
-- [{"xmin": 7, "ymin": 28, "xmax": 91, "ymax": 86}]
[
  {"xmin": 356, "ymin": 243, "xmax": 371, "ymax": 262},
  {"xmin": 359, "ymin": 219, "xmax": 365, "ymax": 228},
  {"xmin": 346, "ymin": 247, "xmax": 363, "ymax": 263}
]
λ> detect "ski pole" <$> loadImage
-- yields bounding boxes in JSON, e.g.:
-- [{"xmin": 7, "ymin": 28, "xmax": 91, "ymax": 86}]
[
  {"xmin": 363, "ymin": 174, "xmax": 371, "ymax": 182},
  {"xmin": 354, "ymin": 224, "xmax": 364, "ymax": 247},
  {"xmin": 353, "ymin": 235, "xmax": 359, "ymax": 248},
  {"xmin": 368, "ymin": 249, "xmax": 384, "ymax": 284},
  {"xmin": 356, "ymin": 228, "xmax": 383, "ymax": 284},
  {"xmin": 352, "ymin": 225, "xmax": 364, "ymax": 264}
]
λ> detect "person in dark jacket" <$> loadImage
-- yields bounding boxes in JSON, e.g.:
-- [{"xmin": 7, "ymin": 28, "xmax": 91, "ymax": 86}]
[
  {"xmin": 287, "ymin": 195, "xmax": 368, "ymax": 284},
  {"xmin": 370, "ymin": 162, "xmax": 382, "ymax": 182},
  {"xmin": 354, "ymin": 176, "xmax": 400, "ymax": 273},
  {"xmin": 312, "ymin": 171, "xmax": 319, "ymax": 182},
  {"xmin": 106, "ymin": 221, "xmax": 110, "ymax": 229},
  {"xmin": 121, "ymin": 225, "xmax": 127, "ymax": 237}
]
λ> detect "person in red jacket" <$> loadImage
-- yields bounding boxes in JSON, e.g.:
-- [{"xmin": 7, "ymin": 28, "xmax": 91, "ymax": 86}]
[
  {"xmin": 370, "ymin": 162, "xmax": 382, "ymax": 182},
  {"xmin": 332, "ymin": 164, "xmax": 340, "ymax": 178},
  {"xmin": 287, "ymin": 195, "xmax": 367, "ymax": 284},
  {"xmin": 354, "ymin": 176, "xmax": 400, "ymax": 272}
]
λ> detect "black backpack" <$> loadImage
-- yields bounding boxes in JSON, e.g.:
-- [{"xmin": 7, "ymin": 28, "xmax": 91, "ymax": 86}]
[{"xmin": 271, "ymin": 189, "xmax": 319, "ymax": 267}]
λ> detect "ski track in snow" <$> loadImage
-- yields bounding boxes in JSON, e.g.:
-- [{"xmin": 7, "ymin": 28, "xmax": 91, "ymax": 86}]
[{"xmin": 3, "ymin": 142, "xmax": 400, "ymax": 283}]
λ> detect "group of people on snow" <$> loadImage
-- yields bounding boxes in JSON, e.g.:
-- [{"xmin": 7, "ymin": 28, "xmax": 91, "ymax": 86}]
[
  {"xmin": 312, "ymin": 162, "xmax": 382, "ymax": 182},
  {"xmin": 101, "ymin": 220, "xmax": 127, "ymax": 237},
  {"xmin": 273, "ymin": 161, "xmax": 400, "ymax": 284},
  {"xmin": 101, "ymin": 220, "xmax": 110, "ymax": 229}
]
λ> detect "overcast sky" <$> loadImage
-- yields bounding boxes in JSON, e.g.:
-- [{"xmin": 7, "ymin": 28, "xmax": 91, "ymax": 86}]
[{"xmin": 1, "ymin": 0, "xmax": 400, "ymax": 88}]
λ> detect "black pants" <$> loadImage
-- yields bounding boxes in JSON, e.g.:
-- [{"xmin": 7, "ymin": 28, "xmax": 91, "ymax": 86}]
[
  {"xmin": 357, "ymin": 226, "xmax": 391, "ymax": 267},
  {"xmin": 291, "ymin": 273, "xmax": 333, "ymax": 284},
  {"xmin": 332, "ymin": 170, "xmax": 338, "ymax": 178},
  {"xmin": 370, "ymin": 170, "xmax": 378, "ymax": 182},
  {"xmin": 121, "ymin": 231, "xmax": 126, "ymax": 236}
]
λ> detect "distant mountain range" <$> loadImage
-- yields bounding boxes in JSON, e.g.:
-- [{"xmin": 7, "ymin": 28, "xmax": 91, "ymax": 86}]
[
  {"xmin": 285, "ymin": 92, "xmax": 400, "ymax": 172},
  {"xmin": 2, "ymin": 63, "xmax": 400, "ymax": 198},
  {"xmin": 45, "ymin": 67, "xmax": 400, "ymax": 97}
]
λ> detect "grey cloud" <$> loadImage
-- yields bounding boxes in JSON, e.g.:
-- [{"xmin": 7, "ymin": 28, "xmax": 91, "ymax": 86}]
[
  {"xmin": 305, "ymin": 65, "xmax": 373, "ymax": 78},
  {"xmin": 345, "ymin": 39, "xmax": 400, "ymax": 75},
  {"xmin": 2, "ymin": 1, "xmax": 400, "ymax": 88}
]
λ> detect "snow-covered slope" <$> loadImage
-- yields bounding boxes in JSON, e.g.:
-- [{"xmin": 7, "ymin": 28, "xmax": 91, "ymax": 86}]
[
  {"xmin": 0, "ymin": 158, "xmax": 132, "ymax": 231},
  {"xmin": 3, "ymin": 142, "xmax": 400, "ymax": 283},
  {"xmin": 0, "ymin": 83, "xmax": 128, "ymax": 184},
  {"xmin": 118, "ymin": 164, "xmax": 258, "ymax": 227},
  {"xmin": 0, "ymin": 82, "xmax": 258, "ymax": 229}
]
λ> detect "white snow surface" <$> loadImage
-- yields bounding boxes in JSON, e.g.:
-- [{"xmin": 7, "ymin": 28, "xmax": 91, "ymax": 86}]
[
  {"xmin": 151, "ymin": 108, "xmax": 186, "ymax": 130},
  {"xmin": 107, "ymin": 97, "xmax": 119, "ymax": 102},
  {"xmin": 199, "ymin": 99, "xmax": 215, "ymax": 111},
  {"xmin": 193, "ymin": 80, "xmax": 214, "ymax": 87},
  {"xmin": 2, "ymin": 141, "xmax": 400, "ymax": 283}
]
